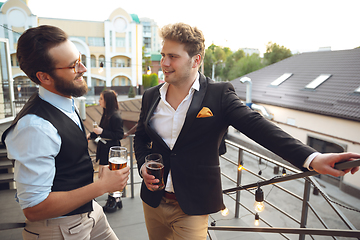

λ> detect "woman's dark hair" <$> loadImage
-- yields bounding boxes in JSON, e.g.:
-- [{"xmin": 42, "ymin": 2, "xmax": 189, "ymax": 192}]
[
  {"xmin": 100, "ymin": 90, "xmax": 119, "ymax": 127},
  {"xmin": 16, "ymin": 25, "xmax": 68, "ymax": 85}
]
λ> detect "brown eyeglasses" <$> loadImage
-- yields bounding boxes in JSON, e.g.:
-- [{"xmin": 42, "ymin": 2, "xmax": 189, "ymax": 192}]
[{"xmin": 54, "ymin": 54, "xmax": 82, "ymax": 73}]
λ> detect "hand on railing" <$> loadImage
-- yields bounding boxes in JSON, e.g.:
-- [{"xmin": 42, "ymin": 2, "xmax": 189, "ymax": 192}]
[{"xmin": 310, "ymin": 153, "xmax": 360, "ymax": 177}]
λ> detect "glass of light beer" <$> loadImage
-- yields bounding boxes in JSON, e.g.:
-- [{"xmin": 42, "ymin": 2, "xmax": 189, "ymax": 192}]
[
  {"xmin": 145, "ymin": 153, "xmax": 165, "ymax": 191},
  {"xmin": 108, "ymin": 146, "xmax": 127, "ymax": 194}
]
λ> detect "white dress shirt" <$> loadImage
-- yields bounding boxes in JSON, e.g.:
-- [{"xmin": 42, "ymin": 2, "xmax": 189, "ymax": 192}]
[
  {"xmin": 149, "ymin": 73, "xmax": 200, "ymax": 192},
  {"xmin": 149, "ymin": 73, "xmax": 316, "ymax": 194},
  {"xmin": 5, "ymin": 86, "xmax": 83, "ymax": 209}
]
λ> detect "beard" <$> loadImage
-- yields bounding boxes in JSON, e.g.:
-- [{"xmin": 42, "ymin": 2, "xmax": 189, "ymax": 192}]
[{"xmin": 51, "ymin": 72, "xmax": 88, "ymax": 97}]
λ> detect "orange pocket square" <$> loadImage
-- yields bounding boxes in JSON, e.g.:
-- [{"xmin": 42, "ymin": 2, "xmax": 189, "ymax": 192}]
[{"xmin": 196, "ymin": 107, "xmax": 213, "ymax": 118}]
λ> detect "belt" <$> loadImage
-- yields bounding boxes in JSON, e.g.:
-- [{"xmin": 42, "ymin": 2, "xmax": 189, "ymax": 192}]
[{"xmin": 164, "ymin": 191, "xmax": 177, "ymax": 201}]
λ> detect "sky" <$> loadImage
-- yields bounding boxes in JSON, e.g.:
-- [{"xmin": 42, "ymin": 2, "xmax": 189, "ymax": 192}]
[{"xmin": 27, "ymin": 0, "xmax": 360, "ymax": 56}]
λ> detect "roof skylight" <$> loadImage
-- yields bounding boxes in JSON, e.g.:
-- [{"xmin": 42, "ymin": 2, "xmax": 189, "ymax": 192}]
[
  {"xmin": 270, "ymin": 73, "xmax": 293, "ymax": 86},
  {"xmin": 305, "ymin": 74, "xmax": 331, "ymax": 89}
]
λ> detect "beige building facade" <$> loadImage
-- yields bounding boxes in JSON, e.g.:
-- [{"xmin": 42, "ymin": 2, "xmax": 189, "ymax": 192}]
[{"xmin": 0, "ymin": 0, "xmax": 143, "ymax": 93}]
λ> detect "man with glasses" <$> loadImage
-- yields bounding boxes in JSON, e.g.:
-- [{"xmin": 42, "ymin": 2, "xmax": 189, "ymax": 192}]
[{"xmin": 2, "ymin": 25, "xmax": 129, "ymax": 240}]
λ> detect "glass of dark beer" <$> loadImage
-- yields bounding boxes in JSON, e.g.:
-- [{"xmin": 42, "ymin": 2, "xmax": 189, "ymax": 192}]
[
  {"xmin": 145, "ymin": 153, "xmax": 165, "ymax": 191},
  {"xmin": 108, "ymin": 146, "xmax": 127, "ymax": 195}
]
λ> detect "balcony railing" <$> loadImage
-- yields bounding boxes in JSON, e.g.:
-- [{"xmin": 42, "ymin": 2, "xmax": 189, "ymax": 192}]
[
  {"xmin": 119, "ymin": 136, "xmax": 360, "ymax": 239},
  {"xmin": 208, "ymin": 139, "xmax": 360, "ymax": 239},
  {"xmin": 2, "ymin": 135, "xmax": 359, "ymax": 240}
]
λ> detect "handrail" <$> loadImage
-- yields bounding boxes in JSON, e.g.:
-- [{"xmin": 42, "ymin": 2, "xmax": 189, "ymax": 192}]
[
  {"xmin": 223, "ymin": 159, "xmax": 360, "ymax": 194},
  {"xmin": 208, "ymin": 226, "xmax": 360, "ymax": 238},
  {"xmin": 211, "ymin": 139, "xmax": 360, "ymax": 239}
]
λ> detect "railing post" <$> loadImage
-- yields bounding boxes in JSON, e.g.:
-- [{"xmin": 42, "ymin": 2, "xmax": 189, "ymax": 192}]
[
  {"xmin": 299, "ymin": 178, "xmax": 311, "ymax": 240},
  {"xmin": 129, "ymin": 135, "xmax": 135, "ymax": 199},
  {"xmin": 235, "ymin": 149, "xmax": 243, "ymax": 218}
]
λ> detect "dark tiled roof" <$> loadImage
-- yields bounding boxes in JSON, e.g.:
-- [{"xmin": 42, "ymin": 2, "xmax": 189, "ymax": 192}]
[{"xmin": 231, "ymin": 48, "xmax": 360, "ymax": 121}]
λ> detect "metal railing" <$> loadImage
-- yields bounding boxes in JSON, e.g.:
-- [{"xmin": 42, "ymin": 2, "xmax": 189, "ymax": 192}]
[
  {"xmin": 119, "ymin": 135, "xmax": 360, "ymax": 239},
  {"xmin": 208, "ymin": 139, "xmax": 360, "ymax": 239}
]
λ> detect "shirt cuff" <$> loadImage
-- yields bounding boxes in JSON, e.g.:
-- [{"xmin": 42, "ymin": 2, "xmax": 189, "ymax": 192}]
[{"xmin": 303, "ymin": 152, "xmax": 321, "ymax": 171}]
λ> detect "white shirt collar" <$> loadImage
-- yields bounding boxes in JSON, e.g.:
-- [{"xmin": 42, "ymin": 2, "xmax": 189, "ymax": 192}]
[
  {"xmin": 38, "ymin": 86, "xmax": 75, "ymax": 113},
  {"xmin": 159, "ymin": 72, "xmax": 200, "ymax": 98}
]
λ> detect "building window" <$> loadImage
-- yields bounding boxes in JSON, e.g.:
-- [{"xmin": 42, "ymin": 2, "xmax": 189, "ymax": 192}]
[
  {"xmin": 129, "ymin": 32, "xmax": 131, "ymax": 48},
  {"xmin": 121, "ymin": 78, "xmax": 126, "ymax": 86},
  {"xmin": 112, "ymin": 58, "xmax": 125, "ymax": 68},
  {"xmin": 88, "ymin": 37, "xmax": 105, "ymax": 46},
  {"xmin": 99, "ymin": 55, "xmax": 105, "ymax": 68},
  {"xmin": 144, "ymin": 37, "xmax": 151, "ymax": 49},
  {"xmin": 305, "ymin": 74, "xmax": 331, "ymax": 89},
  {"xmin": 308, "ymin": 136, "xmax": 345, "ymax": 154},
  {"xmin": 0, "ymin": 39, "xmax": 14, "ymax": 118},
  {"xmin": 112, "ymin": 77, "xmax": 119, "ymax": 86},
  {"xmin": 4, "ymin": 24, "xmax": 9, "ymax": 38},
  {"xmin": 91, "ymin": 55, "xmax": 96, "ymax": 68},
  {"xmin": 116, "ymin": 37, "xmax": 125, "ymax": 48},
  {"xmin": 99, "ymin": 80, "xmax": 105, "ymax": 86},
  {"xmin": 81, "ymin": 54, "xmax": 86, "ymax": 67},
  {"xmin": 72, "ymin": 36, "xmax": 86, "ymax": 43},
  {"xmin": 270, "ymin": 73, "xmax": 293, "ymax": 86},
  {"xmin": 13, "ymin": 32, "xmax": 22, "ymax": 44},
  {"xmin": 110, "ymin": 31, "xmax": 112, "ymax": 47}
]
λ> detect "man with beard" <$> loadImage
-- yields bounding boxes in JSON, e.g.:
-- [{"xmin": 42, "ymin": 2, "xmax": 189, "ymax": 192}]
[{"xmin": 2, "ymin": 25, "xmax": 129, "ymax": 240}]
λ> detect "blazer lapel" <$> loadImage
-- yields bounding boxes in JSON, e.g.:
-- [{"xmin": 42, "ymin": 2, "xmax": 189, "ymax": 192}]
[{"xmin": 175, "ymin": 73, "xmax": 208, "ymax": 146}]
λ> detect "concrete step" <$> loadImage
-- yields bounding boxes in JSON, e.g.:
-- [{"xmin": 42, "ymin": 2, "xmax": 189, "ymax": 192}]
[
  {"xmin": 0, "ymin": 173, "xmax": 14, "ymax": 183},
  {"xmin": 0, "ymin": 159, "xmax": 13, "ymax": 169},
  {"xmin": 0, "ymin": 148, "xmax": 7, "ymax": 157}
]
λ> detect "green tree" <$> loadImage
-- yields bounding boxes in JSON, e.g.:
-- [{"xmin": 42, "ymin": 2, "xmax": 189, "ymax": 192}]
[
  {"xmin": 142, "ymin": 74, "xmax": 151, "ymax": 89},
  {"xmin": 203, "ymin": 44, "xmax": 227, "ymax": 80},
  {"xmin": 150, "ymin": 73, "xmax": 159, "ymax": 86},
  {"xmin": 203, "ymin": 48, "xmax": 215, "ymax": 77},
  {"xmin": 221, "ymin": 49, "xmax": 245, "ymax": 81},
  {"xmin": 263, "ymin": 42, "xmax": 292, "ymax": 65},
  {"xmin": 128, "ymin": 85, "xmax": 135, "ymax": 98},
  {"xmin": 228, "ymin": 54, "xmax": 264, "ymax": 80},
  {"xmin": 142, "ymin": 46, "xmax": 151, "ymax": 72},
  {"xmin": 142, "ymin": 73, "xmax": 159, "ymax": 89}
]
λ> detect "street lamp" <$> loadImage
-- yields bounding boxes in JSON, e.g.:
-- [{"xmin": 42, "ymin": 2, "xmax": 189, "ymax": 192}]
[{"xmin": 211, "ymin": 60, "xmax": 223, "ymax": 81}]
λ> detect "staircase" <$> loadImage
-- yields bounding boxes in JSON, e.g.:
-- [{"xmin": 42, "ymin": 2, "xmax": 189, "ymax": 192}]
[{"xmin": 0, "ymin": 143, "xmax": 14, "ymax": 190}]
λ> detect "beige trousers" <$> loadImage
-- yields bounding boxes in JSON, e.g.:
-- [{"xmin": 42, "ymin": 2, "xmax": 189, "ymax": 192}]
[
  {"xmin": 142, "ymin": 197, "xmax": 209, "ymax": 240},
  {"xmin": 22, "ymin": 201, "xmax": 118, "ymax": 240}
]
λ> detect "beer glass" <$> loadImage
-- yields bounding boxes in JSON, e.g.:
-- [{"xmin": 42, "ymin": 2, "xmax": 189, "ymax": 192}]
[
  {"xmin": 93, "ymin": 121, "xmax": 98, "ymax": 128},
  {"xmin": 145, "ymin": 153, "xmax": 165, "ymax": 191},
  {"xmin": 108, "ymin": 146, "xmax": 127, "ymax": 195}
]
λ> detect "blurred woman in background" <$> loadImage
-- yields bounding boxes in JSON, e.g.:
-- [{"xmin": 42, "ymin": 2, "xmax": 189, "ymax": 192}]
[{"xmin": 87, "ymin": 90, "xmax": 124, "ymax": 213}]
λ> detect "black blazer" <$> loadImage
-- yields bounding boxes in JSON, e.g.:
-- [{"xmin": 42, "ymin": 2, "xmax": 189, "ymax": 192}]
[
  {"xmin": 134, "ymin": 72, "xmax": 316, "ymax": 215},
  {"xmin": 90, "ymin": 111, "xmax": 124, "ymax": 165}
]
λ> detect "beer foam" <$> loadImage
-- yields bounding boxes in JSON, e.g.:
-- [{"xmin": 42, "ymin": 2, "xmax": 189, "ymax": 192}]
[{"xmin": 109, "ymin": 157, "xmax": 127, "ymax": 164}]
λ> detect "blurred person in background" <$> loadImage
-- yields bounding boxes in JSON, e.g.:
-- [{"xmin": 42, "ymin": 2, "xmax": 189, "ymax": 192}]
[{"xmin": 87, "ymin": 90, "xmax": 124, "ymax": 213}]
